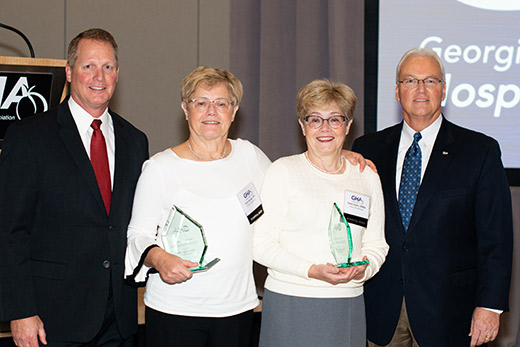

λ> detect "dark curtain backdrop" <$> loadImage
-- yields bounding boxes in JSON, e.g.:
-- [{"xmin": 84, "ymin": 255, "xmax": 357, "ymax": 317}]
[{"xmin": 229, "ymin": 0, "xmax": 364, "ymax": 162}]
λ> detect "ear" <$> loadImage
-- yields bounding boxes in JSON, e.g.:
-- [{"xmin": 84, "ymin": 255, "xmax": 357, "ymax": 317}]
[
  {"xmin": 66, "ymin": 64, "xmax": 72, "ymax": 83},
  {"xmin": 395, "ymin": 82, "xmax": 400, "ymax": 102},
  {"xmin": 298, "ymin": 119, "xmax": 306, "ymax": 137},
  {"xmin": 115, "ymin": 66, "xmax": 119, "ymax": 83},
  {"xmin": 441, "ymin": 81, "xmax": 447, "ymax": 102},
  {"xmin": 231, "ymin": 105, "xmax": 239, "ymax": 122},
  {"xmin": 345, "ymin": 119, "xmax": 353, "ymax": 135},
  {"xmin": 181, "ymin": 101, "xmax": 189, "ymax": 120}
]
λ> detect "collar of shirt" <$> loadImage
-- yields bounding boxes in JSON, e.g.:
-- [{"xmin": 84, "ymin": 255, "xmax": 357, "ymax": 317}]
[
  {"xmin": 68, "ymin": 97, "xmax": 113, "ymax": 139},
  {"xmin": 68, "ymin": 97, "xmax": 115, "ymax": 187},
  {"xmin": 395, "ymin": 115, "xmax": 443, "ymax": 194}
]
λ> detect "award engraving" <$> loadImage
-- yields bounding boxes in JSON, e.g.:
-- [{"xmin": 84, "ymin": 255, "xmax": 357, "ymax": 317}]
[
  {"xmin": 328, "ymin": 203, "xmax": 369, "ymax": 268},
  {"xmin": 162, "ymin": 205, "xmax": 219, "ymax": 272}
]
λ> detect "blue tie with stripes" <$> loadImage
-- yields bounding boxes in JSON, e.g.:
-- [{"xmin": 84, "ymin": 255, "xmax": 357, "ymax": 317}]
[{"xmin": 398, "ymin": 132, "xmax": 422, "ymax": 231}]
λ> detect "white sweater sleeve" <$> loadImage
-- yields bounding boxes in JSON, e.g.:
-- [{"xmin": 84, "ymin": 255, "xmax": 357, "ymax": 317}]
[
  {"xmin": 124, "ymin": 155, "xmax": 178, "ymax": 282},
  {"xmin": 253, "ymin": 161, "xmax": 315, "ymax": 279}
]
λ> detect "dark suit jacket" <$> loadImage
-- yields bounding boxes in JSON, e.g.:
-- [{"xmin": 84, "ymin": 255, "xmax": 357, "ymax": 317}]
[
  {"xmin": 352, "ymin": 117, "xmax": 513, "ymax": 347},
  {"xmin": 0, "ymin": 100, "xmax": 148, "ymax": 342}
]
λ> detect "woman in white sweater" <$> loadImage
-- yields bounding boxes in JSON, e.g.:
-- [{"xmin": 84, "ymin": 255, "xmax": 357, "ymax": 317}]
[
  {"xmin": 124, "ymin": 67, "xmax": 271, "ymax": 347},
  {"xmin": 254, "ymin": 79, "xmax": 389, "ymax": 346}
]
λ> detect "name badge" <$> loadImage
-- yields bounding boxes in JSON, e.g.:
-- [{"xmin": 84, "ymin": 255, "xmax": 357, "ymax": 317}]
[
  {"xmin": 343, "ymin": 190, "xmax": 369, "ymax": 228},
  {"xmin": 237, "ymin": 182, "xmax": 264, "ymax": 224}
]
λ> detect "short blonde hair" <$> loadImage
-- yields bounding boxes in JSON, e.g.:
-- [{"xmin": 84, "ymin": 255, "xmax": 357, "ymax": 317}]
[
  {"xmin": 180, "ymin": 66, "xmax": 243, "ymax": 106},
  {"xmin": 296, "ymin": 79, "xmax": 357, "ymax": 122}
]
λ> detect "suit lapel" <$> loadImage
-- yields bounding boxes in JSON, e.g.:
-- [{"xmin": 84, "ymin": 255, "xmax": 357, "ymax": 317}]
[
  {"xmin": 380, "ymin": 124, "xmax": 405, "ymax": 234},
  {"xmin": 407, "ymin": 117, "xmax": 455, "ymax": 233},
  {"xmin": 110, "ymin": 112, "xmax": 129, "ymax": 216},
  {"xmin": 57, "ymin": 102, "xmax": 109, "ymax": 215}
]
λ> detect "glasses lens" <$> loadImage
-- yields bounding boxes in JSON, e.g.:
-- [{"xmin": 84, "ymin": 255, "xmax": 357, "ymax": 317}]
[
  {"xmin": 192, "ymin": 98, "xmax": 209, "ymax": 109},
  {"xmin": 328, "ymin": 116, "xmax": 346, "ymax": 128},
  {"xmin": 305, "ymin": 116, "xmax": 323, "ymax": 128},
  {"xmin": 214, "ymin": 99, "xmax": 231, "ymax": 111}
]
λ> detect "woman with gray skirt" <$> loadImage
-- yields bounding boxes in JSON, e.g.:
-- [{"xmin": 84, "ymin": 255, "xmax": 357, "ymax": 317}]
[{"xmin": 253, "ymin": 79, "xmax": 388, "ymax": 347}]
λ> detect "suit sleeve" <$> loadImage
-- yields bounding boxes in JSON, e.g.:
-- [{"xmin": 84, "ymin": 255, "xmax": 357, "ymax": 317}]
[
  {"xmin": 474, "ymin": 139, "xmax": 513, "ymax": 310},
  {"xmin": 0, "ymin": 123, "xmax": 40, "ymax": 320}
]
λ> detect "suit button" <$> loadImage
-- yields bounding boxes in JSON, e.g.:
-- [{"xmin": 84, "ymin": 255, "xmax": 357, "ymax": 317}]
[
  {"xmin": 108, "ymin": 225, "xmax": 114, "ymax": 231},
  {"xmin": 402, "ymin": 244, "xmax": 409, "ymax": 252},
  {"xmin": 103, "ymin": 260, "xmax": 111, "ymax": 269},
  {"xmin": 400, "ymin": 278, "xmax": 404, "ymax": 284}
]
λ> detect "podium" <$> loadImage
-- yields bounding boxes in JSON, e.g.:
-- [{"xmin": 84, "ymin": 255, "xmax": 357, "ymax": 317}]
[{"xmin": 0, "ymin": 56, "xmax": 68, "ymax": 149}]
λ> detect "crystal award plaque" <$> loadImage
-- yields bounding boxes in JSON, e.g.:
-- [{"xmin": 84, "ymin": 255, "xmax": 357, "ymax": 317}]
[
  {"xmin": 328, "ymin": 203, "xmax": 369, "ymax": 268},
  {"xmin": 161, "ymin": 205, "xmax": 220, "ymax": 272}
]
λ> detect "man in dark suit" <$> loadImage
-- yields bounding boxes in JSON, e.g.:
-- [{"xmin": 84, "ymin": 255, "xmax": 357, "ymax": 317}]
[
  {"xmin": 352, "ymin": 48, "xmax": 513, "ymax": 347},
  {"xmin": 0, "ymin": 29, "xmax": 148, "ymax": 346}
]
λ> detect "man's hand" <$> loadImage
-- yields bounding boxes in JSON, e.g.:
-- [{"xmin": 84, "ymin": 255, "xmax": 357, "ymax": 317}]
[
  {"xmin": 341, "ymin": 150, "xmax": 377, "ymax": 173},
  {"xmin": 145, "ymin": 247, "xmax": 198, "ymax": 284},
  {"xmin": 469, "ymin": 307, "xmax": 500, "ymax": 346},
  {"xmin": 11, "ymin": 315, "xmax": 47, "ymax": 347}
]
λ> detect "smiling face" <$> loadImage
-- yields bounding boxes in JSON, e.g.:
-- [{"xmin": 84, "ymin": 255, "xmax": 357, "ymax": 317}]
[
  {"xmin": 299, "ymin": 102, "xmax": 352, "ymax": 158},
  {"xmin": 66, "ymin": 39, "xmax": 119, "ymax": 118},
  {"xmin": 396, "ymin": 55, "xmax": 446, "ymax": 131},
  {"xmin": 182, "ymin": 82, "xmax": 238, "ymax": 142}
]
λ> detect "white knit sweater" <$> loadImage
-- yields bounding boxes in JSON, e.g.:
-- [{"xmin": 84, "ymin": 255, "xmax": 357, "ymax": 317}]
[{"xmin": 253, "ymin": 153, "xmax": 388, "ymax": 298}]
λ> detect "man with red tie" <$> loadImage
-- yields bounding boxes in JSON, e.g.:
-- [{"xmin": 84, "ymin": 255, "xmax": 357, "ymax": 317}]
[{"xmin": 0, "ymin": 28, "xmax": 148, "ymax": 346}]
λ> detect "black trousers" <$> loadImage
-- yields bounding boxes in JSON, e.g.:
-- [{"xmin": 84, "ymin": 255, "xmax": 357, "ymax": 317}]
[{"xmin": 145, "ymin": 306, "xmax": 253, "ymax": 347}]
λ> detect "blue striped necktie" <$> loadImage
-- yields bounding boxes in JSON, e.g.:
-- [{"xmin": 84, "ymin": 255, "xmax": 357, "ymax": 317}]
[{"xmin": 398, "ymin": 132, "xmax": 422, "ymax": 231}]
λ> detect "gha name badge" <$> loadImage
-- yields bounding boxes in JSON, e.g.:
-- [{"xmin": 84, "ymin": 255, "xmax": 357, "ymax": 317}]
[
  {"xmin": 237, "ymin": 182, "xmax": 264, "ymax": 224},
  {"xmin": 343, "ymin": 190, "xmax": 370, "ymax": 228}
]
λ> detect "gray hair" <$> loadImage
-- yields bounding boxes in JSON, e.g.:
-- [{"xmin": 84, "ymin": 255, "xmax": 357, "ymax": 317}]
[{"xmin": 395, "ymin": 47, "xmax": 445, "ymax": 82}]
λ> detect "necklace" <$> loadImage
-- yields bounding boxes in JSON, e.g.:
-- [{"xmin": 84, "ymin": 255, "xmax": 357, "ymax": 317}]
[
  {"xmin": 188, "ymin": 141, "xmax": 227, "ymax": 161},
  {"xmin": 304, "ymin": 152, "xmax": 345, "ymax": 174}
]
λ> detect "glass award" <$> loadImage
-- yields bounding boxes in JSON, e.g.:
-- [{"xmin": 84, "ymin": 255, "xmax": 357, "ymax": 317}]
[
  {"xmin": 328, "ymin": 203, "xmax": 370, "ymax": 268},
  {"xmin": 161, "ymin": 205, "xmax": 220, "ymax": 272}
]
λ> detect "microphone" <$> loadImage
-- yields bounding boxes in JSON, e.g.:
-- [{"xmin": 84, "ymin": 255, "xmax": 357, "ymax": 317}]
[{"xmin": 0, "ymin": 22, "xmax": 35, "ymax": 58}]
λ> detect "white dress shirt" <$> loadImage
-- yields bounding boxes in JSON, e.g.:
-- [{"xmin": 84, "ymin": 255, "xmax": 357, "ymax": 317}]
[{"xmin": 68, "ymin": 97, "xmax": 115, "ymax": 188}]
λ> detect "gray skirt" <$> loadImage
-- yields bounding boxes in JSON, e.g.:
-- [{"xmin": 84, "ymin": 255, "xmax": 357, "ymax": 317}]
[{"xmin": 259, "ymin": 289, "xmax": 366, "ymax": 347}]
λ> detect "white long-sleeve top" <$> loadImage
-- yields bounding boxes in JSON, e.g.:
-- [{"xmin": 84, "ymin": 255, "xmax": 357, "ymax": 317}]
[
  {"xmin": 253, "ymin": 153, "xmax": 388, "ymax": 298},
  {"xmin": 125, "ymin": 139, "xmax": 271, "ymax": 317}
]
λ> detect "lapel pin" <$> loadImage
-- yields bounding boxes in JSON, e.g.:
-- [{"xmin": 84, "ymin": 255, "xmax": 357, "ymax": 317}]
[{"xmin": 442, "ymin": 151, "xmax": 448, "ymax": 155}]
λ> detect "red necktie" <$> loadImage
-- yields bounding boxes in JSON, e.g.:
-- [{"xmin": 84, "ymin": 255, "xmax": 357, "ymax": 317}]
[{"xmin": 90, "ymin": 119, "xmax": 111, "ymax": 214}]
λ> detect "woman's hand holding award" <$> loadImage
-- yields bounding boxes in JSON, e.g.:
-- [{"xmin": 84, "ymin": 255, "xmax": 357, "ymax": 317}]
[
  {"xmin": 161, "ymin": 205, "xmax": 220, "ymax": 272},
  {"xmin": 328, "ymin": 203, "xmax": 369, "ymax": 268}
]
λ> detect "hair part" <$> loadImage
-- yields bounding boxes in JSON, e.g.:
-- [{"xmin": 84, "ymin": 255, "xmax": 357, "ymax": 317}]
[
  {"xmin": 296, "ymin": 79, "xmax": 357, "ymax": 122},
  {"xmin": 396, "ymin": 47, "xmax": 445, "ymax": 82},
  {"xmin": 67, "ymin": 28, "xmax": 118, "ymax": 68},
  {"xmin": 180, "ymin": 66, "xmax": 243, "ymax": 106}
]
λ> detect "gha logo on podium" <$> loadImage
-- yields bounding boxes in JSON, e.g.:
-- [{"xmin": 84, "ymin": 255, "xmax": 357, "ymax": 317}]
[{"xmin": 0, "ymin": 72, "xmax": 53, "ymax": 138}]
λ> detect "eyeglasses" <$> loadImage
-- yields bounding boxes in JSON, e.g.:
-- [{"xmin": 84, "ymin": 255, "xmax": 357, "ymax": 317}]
[
  {"xmin": 398, "ymin": 77, "xmax": 444, "ymax": 88},
  {"xmin": 188, "ymin": 97, "xmax": 234, "ymax": 112},
  {"xmin": 304, "ymin": 115, "xmax": 347, "ymax": 129}
]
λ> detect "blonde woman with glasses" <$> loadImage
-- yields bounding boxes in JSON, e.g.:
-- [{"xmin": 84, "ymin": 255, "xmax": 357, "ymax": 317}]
[{"xmin": 254, "ymin": 79, "xmax": 389, "ymax": 347}]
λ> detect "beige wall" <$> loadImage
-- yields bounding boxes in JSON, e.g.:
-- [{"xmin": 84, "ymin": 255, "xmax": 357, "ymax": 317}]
[{"xmin": 1, "ymin": 0, "xmax": 231, "ymax": 155}]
